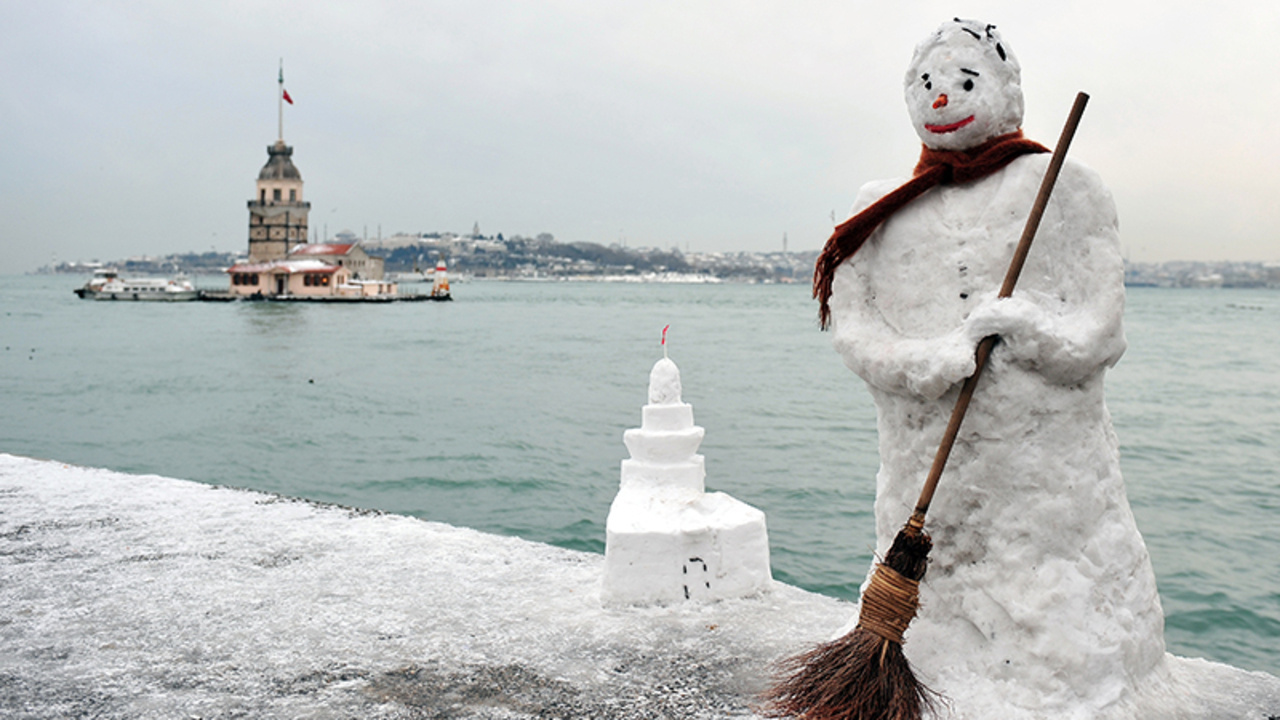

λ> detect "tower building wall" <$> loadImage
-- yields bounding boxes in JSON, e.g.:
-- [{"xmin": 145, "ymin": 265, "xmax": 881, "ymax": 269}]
[{"xmin": 248, "ymin": 140, "xmax": 310, "ymax": 263}]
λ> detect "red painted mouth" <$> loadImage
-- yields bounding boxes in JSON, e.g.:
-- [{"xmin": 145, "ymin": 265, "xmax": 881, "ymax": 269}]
[{"xmin": 925, "ymin": 115, "xmax": 975, "ymax": 134}]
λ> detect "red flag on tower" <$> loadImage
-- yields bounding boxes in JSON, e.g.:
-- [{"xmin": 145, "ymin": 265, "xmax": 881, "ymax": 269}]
[{"xmin": 282, "ymin": 88, "xmax": 293, "ymax": 104}]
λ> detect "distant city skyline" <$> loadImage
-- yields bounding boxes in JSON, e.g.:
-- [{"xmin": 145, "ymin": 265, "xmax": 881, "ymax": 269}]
[{"xmin": 4, "ymin": 2, "xmax": 1279, "ymax": 274}]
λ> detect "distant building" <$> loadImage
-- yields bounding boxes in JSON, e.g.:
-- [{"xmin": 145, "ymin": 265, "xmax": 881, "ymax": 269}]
[
  {"xmin": 224, "ymin": 256, "xmax": 398, "ymax": 299},
  {"xmin": 290, "ymin": 242, "xmax": 384, "ymax": 280},
  {"xmin": 247, "ymin": 141, "xmax": 311, "ymax": 263},
  {"xmin": 227, "ymin": 259, "xmax": 349, "ymax": 297},
  {"xmin": 227, "ymin": 112, "xmax": 394, "ymax": 298}
]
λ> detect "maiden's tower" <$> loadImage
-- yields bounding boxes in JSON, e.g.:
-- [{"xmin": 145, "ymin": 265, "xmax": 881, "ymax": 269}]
[{"xmin": 224, "ymin": 64, "xmax": 394, "ymax": 300}]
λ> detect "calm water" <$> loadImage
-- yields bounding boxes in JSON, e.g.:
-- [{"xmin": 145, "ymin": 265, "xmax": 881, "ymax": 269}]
[{"xmin": 2, "ymin": 274, "xmax": 1277, "ymax": 674}]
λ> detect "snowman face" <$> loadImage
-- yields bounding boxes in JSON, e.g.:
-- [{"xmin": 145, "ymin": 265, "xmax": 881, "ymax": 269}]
[{"xmin": 904, "ymin": 23, "xmax": 1024, "ymax": 151}]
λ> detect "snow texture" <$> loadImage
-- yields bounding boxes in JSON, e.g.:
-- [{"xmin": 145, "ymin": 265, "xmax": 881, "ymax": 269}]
[
  {"xmin": 906, "ymin": 19, "xmax": 1023, "ymax": 151},
  {"xmin": 603, "ymin": 358, "xmax": 772, "ymax": 606},
  {"xmin": 1, "ymin": 454, "xmax": 1276, "ymax": 719},
  {"xmin": 824, "ymin": 17, "xmax": 1280, "ymax": 719},
  {"xmin": 0, "ymin": 453, "xmax": 820, "ymax": 719}
]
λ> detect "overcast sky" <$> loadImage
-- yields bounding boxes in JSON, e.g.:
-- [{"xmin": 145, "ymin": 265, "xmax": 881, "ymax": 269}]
[{"xmin": 3, "ymin": 1, "xmax": 1278, "ymax": 273}]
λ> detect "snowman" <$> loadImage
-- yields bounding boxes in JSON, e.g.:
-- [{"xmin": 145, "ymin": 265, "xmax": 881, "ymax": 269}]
[{"xmin": 820, "ymin": 19, "xmax": 1175, "ymax": 717}]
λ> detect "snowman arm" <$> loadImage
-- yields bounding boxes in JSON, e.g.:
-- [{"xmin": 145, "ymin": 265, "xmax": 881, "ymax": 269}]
[
  {"xmin": 825, "ymin": 179, "xmax": 979, "ymax": 399},
  {"xmin": 829, "ymin": 254, "xmax": 976, "ymax": 400},
  {"xmin": 964, "ymin": 163, "xmax": 1127, "ymax": 384}
]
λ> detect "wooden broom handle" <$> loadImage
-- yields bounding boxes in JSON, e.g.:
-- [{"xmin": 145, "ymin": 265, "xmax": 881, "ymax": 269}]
[{"xmin": 910, "ymin": 92, "xmax": 1090, "ymax": 526}]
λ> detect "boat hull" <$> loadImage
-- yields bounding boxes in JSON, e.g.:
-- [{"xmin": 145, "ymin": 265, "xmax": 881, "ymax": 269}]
[{"xmin": 77, "ymin": 288, "xmax": 199, "ymax": 301}]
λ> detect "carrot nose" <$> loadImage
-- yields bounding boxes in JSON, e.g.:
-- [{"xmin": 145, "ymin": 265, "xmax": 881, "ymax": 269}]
[{"xmin": 932, "ymin": 94, "xmax": 949, "ymax": 109}]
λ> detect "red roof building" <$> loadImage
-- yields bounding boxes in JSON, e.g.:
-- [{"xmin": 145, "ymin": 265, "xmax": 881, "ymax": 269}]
[{"xmin": 287, "ymin": 242, "xmax": 385, "ymax": 280}]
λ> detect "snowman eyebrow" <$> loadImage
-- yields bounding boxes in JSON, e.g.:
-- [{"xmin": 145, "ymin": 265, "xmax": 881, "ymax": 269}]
[{"xmin": 960, "ymin": 68, "xmax": 980, "ymax": 77}]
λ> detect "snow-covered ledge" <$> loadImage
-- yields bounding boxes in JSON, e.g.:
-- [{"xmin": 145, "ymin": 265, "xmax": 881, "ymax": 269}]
[
  {"xmin": 2, "ymin": 453, "xmax": 1277, "ymax": 718},
  {"xmin": 602, "ymin": 357, "xmax": 772, "ymax": 606}
]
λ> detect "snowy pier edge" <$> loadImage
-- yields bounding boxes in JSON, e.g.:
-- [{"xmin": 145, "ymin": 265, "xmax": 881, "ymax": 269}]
[{"xmin": 2, "ymin": 453, "xmax": 1277, "ymax": 719}]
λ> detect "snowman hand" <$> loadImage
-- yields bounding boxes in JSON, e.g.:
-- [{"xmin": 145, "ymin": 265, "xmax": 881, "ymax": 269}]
[
  {"xmin": 963, "ymin": 293, "xmax": 1053, "ymax": 365},
  {"xmin": 904, "ymin": 325, "xmax": 977, "ymax": 399}
]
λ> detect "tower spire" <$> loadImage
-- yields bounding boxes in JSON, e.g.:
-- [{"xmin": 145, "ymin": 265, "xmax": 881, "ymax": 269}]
[{"xmin": 277, "ymin": 59, "xmax": 284, "ymax": 142}]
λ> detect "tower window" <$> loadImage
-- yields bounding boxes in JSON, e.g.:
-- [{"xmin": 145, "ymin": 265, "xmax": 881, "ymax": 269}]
[
  {"xmin": 289, "ymin": 189, "xmax": 296, "ymax": 201},
  {"xmin": 273, "ymin": 188, "xmax": 281, "ymax": 201},
  {"xmin": 260, "ymin": 189, "xmax": 266, "ymax": 203}
]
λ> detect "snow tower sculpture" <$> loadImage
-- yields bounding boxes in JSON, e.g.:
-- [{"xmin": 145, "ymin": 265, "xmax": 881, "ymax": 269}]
[
  {"xmin": 602, "ymin": 354, "xmax": 771, "ymax": 606},
  {"xmin": 816, "ymin": 18, "xmax": 1178, "ymax": 718}
]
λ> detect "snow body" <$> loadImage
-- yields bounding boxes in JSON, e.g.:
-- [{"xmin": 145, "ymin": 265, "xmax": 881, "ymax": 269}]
[
  {"xmin": 602, "ymin": 358, "xmax": 772, "ymax": 606},
  {"xmin": 827, "ymin": 19, "xmax": 1178, "ymax": 717}
]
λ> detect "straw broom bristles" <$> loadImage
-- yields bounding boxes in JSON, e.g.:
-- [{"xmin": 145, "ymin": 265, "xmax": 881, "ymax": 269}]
[{"xmin": 764, "ymin": 518, "xmax": 937, "ymax": 720}]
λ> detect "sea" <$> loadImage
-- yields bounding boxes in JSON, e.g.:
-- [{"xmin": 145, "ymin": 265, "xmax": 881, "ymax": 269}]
[{"xmin": 2, "ymin": 273, "xmax": 1277, "ymax": 675}]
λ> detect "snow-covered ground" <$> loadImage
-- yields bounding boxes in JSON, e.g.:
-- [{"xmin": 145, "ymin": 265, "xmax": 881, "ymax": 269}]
[{"xmin": 2, "ymin": 453, "xmax": 1278, "ymax": 719}]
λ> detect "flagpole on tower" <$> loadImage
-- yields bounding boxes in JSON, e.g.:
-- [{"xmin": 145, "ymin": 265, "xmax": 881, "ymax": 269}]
[{"xmin": 277, "ymin": 59, "xmax": 284, "ymax": 142}]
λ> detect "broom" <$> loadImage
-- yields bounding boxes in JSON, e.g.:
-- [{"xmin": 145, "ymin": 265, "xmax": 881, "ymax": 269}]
[{"xmin": 766, "ymin": 91, "xmax": 1091, "ymax": 720}]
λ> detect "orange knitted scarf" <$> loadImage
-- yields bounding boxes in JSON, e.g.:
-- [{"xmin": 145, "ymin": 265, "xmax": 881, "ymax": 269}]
[{"xmin": 813, "ymin": 130, "xmax": 1049, "ymax": 329}]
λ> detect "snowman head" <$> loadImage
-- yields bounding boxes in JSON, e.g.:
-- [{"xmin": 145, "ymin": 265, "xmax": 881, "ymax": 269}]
[{"xmin": 904, "ymin": 19, "xmax": 1023, "ymax": 151}]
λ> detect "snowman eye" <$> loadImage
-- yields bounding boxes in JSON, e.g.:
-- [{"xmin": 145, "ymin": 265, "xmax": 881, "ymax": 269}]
[
  {"xmin": 922, "ymin": 73, "xmax": 932, "ymax": 91},
  {"xmin": 963, "ymin": 78, "xmax": 974, "ymax": 91}
]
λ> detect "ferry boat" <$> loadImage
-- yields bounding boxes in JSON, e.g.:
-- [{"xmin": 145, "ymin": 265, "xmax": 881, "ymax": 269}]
[{"xmin": 74, "ymin": 269, "xmax": 199, "ymax": 301}]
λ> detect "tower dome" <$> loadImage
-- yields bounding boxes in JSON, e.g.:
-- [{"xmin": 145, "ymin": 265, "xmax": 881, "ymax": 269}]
[{"xmin": 258, "ymin": 140, "xmax": 302, "ymax": 180}]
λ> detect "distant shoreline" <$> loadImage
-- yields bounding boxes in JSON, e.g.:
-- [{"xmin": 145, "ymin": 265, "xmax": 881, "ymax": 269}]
[
  {"xmin": 29, "ymin": 248, "xmax": 1280, "ymax": 288},
  {"xmin": 24, "ymin": 269, "xmax": 1280, "ymax": 290}
]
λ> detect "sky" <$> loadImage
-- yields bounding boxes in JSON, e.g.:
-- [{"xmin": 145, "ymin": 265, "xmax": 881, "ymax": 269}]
[{"xmin": 2, "ymin": 1, "xmax": 1278, "ymax": 273}]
